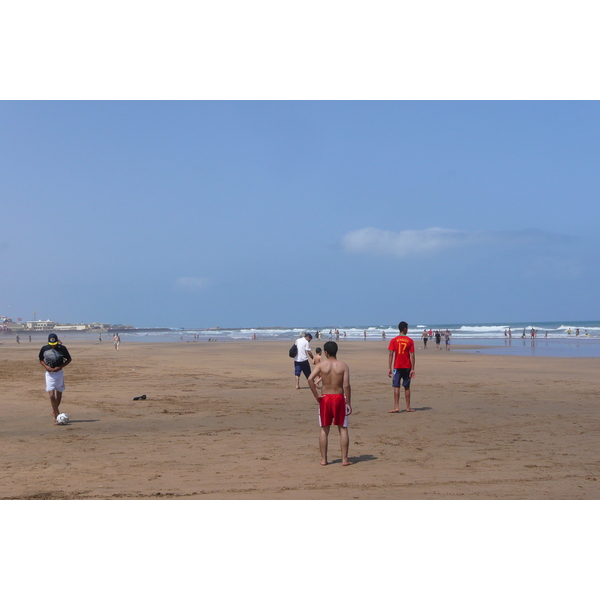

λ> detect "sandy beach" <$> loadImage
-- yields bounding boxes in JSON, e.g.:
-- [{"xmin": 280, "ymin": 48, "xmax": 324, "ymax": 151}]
[{"xmin": 1, "ymin": 338, "xmax": 599, "ymax": 500}]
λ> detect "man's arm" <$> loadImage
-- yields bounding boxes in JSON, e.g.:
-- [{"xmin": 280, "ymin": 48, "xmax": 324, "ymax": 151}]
[
  {"xmin": 410, "ymin": 351, "xmax": 415, "ymax": 378},
  {"xmin": 307, "ymin": 364, "xmax": 322, "ymax": 402},
  {"xmin": 343, "ymin": 364, "xmax": 352, "ymax": 414},
  {"xmin": 388, "ymin": 350, "xmax": 395, "ymax": 377}
]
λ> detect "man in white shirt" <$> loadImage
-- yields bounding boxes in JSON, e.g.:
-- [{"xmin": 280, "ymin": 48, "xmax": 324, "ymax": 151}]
[{"xmin": 294, "ymin": 333, "xmax": 314, "ymax": 389}]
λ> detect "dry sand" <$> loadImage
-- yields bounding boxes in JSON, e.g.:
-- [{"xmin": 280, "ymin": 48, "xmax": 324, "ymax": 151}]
[{"xmin": 1, "ymin": 338, "xmax": 599, "ymax": 499}]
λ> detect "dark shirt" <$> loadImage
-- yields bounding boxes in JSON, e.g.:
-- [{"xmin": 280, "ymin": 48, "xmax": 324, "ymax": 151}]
[{"xmin": 39, "ymin": 344, "xmax": 72, "ymax": 368}]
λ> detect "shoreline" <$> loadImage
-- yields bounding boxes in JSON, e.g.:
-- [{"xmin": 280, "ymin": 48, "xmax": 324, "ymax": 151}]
[{"xmin": 4, "ymin": 332, "xmax": 600, "ymax": 358}]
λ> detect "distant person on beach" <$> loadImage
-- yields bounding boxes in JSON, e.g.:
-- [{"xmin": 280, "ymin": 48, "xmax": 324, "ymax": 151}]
[
  {"xmin": 293, "ymin": 333, "xmax": 313, "ymax": 389},
  {"xmin": 113, "ymin": 333, "xmax": 121, "ymax": 351},
  {"xmin": 388, "ymin": 321, "xmax": 415, "ymax": 413},
  {"xmin": 422, "ymin": 329, "xmax": 428, "ymax": 349},
  {"xmin": 363, "ymin": 330, "xmax": 367, "ymax": 340},
  {"xmin": 312, "ymin": 347, "xmax": 324, "ymax": 393},
  {"xmin": 435, "ymin": 330, "xmax": 441, "ymax": 350},
  {"xmin": 445, "ymin": 329, "xmax": 451, "ymax": 351},
  {"xmin": 508, "ymin": 327, "xmax": 512, "ymax": 338},
  {"xmin": 307, "ymin": 341, "xmax": 353, "ymax": 466},
  {"xmin": 29, "ymin": 334, "xmax": 32, "ymax": 343},
  {"xmin": 16, "ymin": 334, "xmax": 20, "ymax": 344},
  {"xmin": 39, "ymin": 332, "xmax": 72, "ymax": 424},
  {"xmin": 99, "ymin": 333, "xmax": 102, "ymax": 343}
]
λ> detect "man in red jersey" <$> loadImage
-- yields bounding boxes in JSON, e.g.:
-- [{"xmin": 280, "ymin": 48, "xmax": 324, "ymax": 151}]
[
  {"xmin": 308, "ymin": 341, "xmax": 353, "ymax": 466},
  {"xmin": 387, "ymin": 321, "xmax": 415, "ymax": 413}
]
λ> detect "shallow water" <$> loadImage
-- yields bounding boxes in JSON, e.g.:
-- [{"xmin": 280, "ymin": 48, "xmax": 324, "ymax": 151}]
[{"xmin": 451, "ymin": 337, "xmax": 600, "ymax": 358}]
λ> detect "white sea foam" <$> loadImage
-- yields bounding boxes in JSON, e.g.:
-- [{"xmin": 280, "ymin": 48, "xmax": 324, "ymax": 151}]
[{"xmin": 106, "ymin": 320, "xmax": 600, "ymax": 343}]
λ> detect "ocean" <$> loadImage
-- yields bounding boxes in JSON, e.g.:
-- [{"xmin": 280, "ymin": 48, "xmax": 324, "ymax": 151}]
[
  {"xmin": 110, "ymin": 320, "xmax": 600, "ymax": 342},
  {"xmin": 12, "ymin": 321, "xmax": 600, "ymax": 357}
]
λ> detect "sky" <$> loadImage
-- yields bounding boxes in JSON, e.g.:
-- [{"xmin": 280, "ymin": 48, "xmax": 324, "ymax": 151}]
[{"xmin": 1, "ymin": 100, "xmax": 600, "ymax": 328}]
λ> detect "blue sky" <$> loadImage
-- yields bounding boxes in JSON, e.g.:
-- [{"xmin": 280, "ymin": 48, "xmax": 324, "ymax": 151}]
[{"xmin": 1, "ymin": 101, "xmax": 599, "ymax": 327}]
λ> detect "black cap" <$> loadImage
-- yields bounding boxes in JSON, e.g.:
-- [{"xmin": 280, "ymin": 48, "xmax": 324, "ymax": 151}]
[{"xmin": 48, "ymin": 333, "xmax": 59, "ymax": 345}]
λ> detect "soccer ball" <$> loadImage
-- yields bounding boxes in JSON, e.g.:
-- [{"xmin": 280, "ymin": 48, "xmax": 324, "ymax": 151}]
[
  {"xmin": 56, "ymin": 413, "xmax": 70, "ymax": 425},
  {"xmin": 43, "ymin": 348, "xmax": 64, "ymax": 369}
]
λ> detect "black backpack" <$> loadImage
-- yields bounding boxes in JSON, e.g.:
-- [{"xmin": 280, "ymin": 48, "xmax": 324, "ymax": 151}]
[{"xmin": 289, "ymin": 343, "xmax": 298, "ymax": 358}]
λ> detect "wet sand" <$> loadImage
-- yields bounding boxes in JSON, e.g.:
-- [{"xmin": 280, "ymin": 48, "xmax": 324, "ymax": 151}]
[{"xmin": 1, "ymin": 339, "xmax": 599, "ymax": 499}]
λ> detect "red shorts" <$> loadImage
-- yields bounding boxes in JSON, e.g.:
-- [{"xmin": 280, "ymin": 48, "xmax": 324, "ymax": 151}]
[{"xmin": 318, "ymin": 394, "xmax": 348, "ymax": 427}]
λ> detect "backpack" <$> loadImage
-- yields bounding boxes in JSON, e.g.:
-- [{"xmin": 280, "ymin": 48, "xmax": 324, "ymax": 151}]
[{"xmin": 289, "ymin": 343, "xmax": 298, "ymax": 358}]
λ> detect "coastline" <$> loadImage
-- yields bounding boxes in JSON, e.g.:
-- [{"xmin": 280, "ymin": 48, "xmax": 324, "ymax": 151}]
[
  {"xmin": 0, "ymin": 329, "xmax": 600, "ymax": 358},
  {"xmin": 1, "ymin": 339, "xmax": 598, "ymax": 499}
]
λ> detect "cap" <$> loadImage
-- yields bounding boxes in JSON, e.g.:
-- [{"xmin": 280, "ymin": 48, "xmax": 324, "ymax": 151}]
[{"xmin": 48, "ymin": 333, "xmax": 59, "ymax": 346}]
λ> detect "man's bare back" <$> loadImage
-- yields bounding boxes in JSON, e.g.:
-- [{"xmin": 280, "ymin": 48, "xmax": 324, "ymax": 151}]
[{"xmin": 315, "ymin": 358, "xmax": 350, "ymax": 397}]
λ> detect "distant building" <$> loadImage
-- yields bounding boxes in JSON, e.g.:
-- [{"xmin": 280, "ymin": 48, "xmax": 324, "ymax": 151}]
[{"xmin": 26, "ymin": 320, "xmax": 59, "ymax": 331}]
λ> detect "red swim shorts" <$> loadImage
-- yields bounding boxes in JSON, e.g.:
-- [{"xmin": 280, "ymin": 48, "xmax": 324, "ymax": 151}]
[{"xmin": 318, "ymin": 394, "xmax": 348, "ymax": 427}]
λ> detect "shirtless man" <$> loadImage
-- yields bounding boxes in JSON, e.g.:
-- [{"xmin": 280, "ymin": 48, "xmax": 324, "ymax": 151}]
[
  {"xmin": 312, "ymin": 347, "xmax": 324, "ymax": 393},
  {"xmin": 307, "ymin": 341, "xmax": 353, "ymax": 466}
]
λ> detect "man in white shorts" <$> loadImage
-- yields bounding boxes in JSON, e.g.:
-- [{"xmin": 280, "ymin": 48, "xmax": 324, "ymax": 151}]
[{"xmin": 39, "ymin": 332, "xmax": 72, "ymax": 424}]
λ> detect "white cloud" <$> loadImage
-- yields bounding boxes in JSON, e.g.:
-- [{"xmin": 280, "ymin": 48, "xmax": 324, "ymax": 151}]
[
  {"xmin": 342, "ymin": 227, "xmax": 572, "ymax": 258},
  {"xmin": 342, "ymin": 227, "xmax": 472, "ymax": 258},
  {"xmin": 176, "ymin": 277, "xmax": 211, "ymax": 291}
]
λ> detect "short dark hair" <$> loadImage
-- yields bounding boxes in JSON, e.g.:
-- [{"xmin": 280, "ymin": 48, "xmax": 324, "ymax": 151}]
[
  {"xmin": 305, "ymin": 333, "xmax": 313, "ymax": 340},
  {"xmin": 315, "ymin": 347, "xmax": 322, "ymax": 354},
  {"xmin": 398, "ymin": 321, "xmax": 408, "ymax": 333},
  {"xmin": 323, "ymin": 341, "xmax": 338, "ymax": 357}
]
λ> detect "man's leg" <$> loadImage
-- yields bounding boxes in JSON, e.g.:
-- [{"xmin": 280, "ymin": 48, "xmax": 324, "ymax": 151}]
[
  {"xmin": 389, "ymin": 386, "xmax": 400, "ymax": 412},
  {"xmin": 319, "ymin": 426, "xmax": 330, "ymax": 465},
  {"xmin": 404, "ymin": 386, "xmax": 415, "ymax": 412},
  {"xmin": 49, "ymin": 390, "xmax": 62, "ymax": 420},
  {"xmin": 302, "ymin": 362, "xmax": 311, "ymax": 387},
  {"xmin": 338, "ymin": 426, "xmax": 354, "ymax": 466}
]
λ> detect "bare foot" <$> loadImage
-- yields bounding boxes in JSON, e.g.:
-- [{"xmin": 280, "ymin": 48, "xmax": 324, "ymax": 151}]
[
  {"xmin": 320, "ymin": 460, "xmax": 328, "ymax": 466},
  {"xmin": 406, "ymin": 408, "xmax": 415, "ymax": 412},
  {"xmin": 296, "ymin": 386, "xmax": 301, "ymax": 390},
  {"xmin": 388, "ymin": 409, "xmax": 400, "ymax": 413},
  {"xmin": 342, "ymin": 461, "xmax": 355, "ymax": 466}
]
